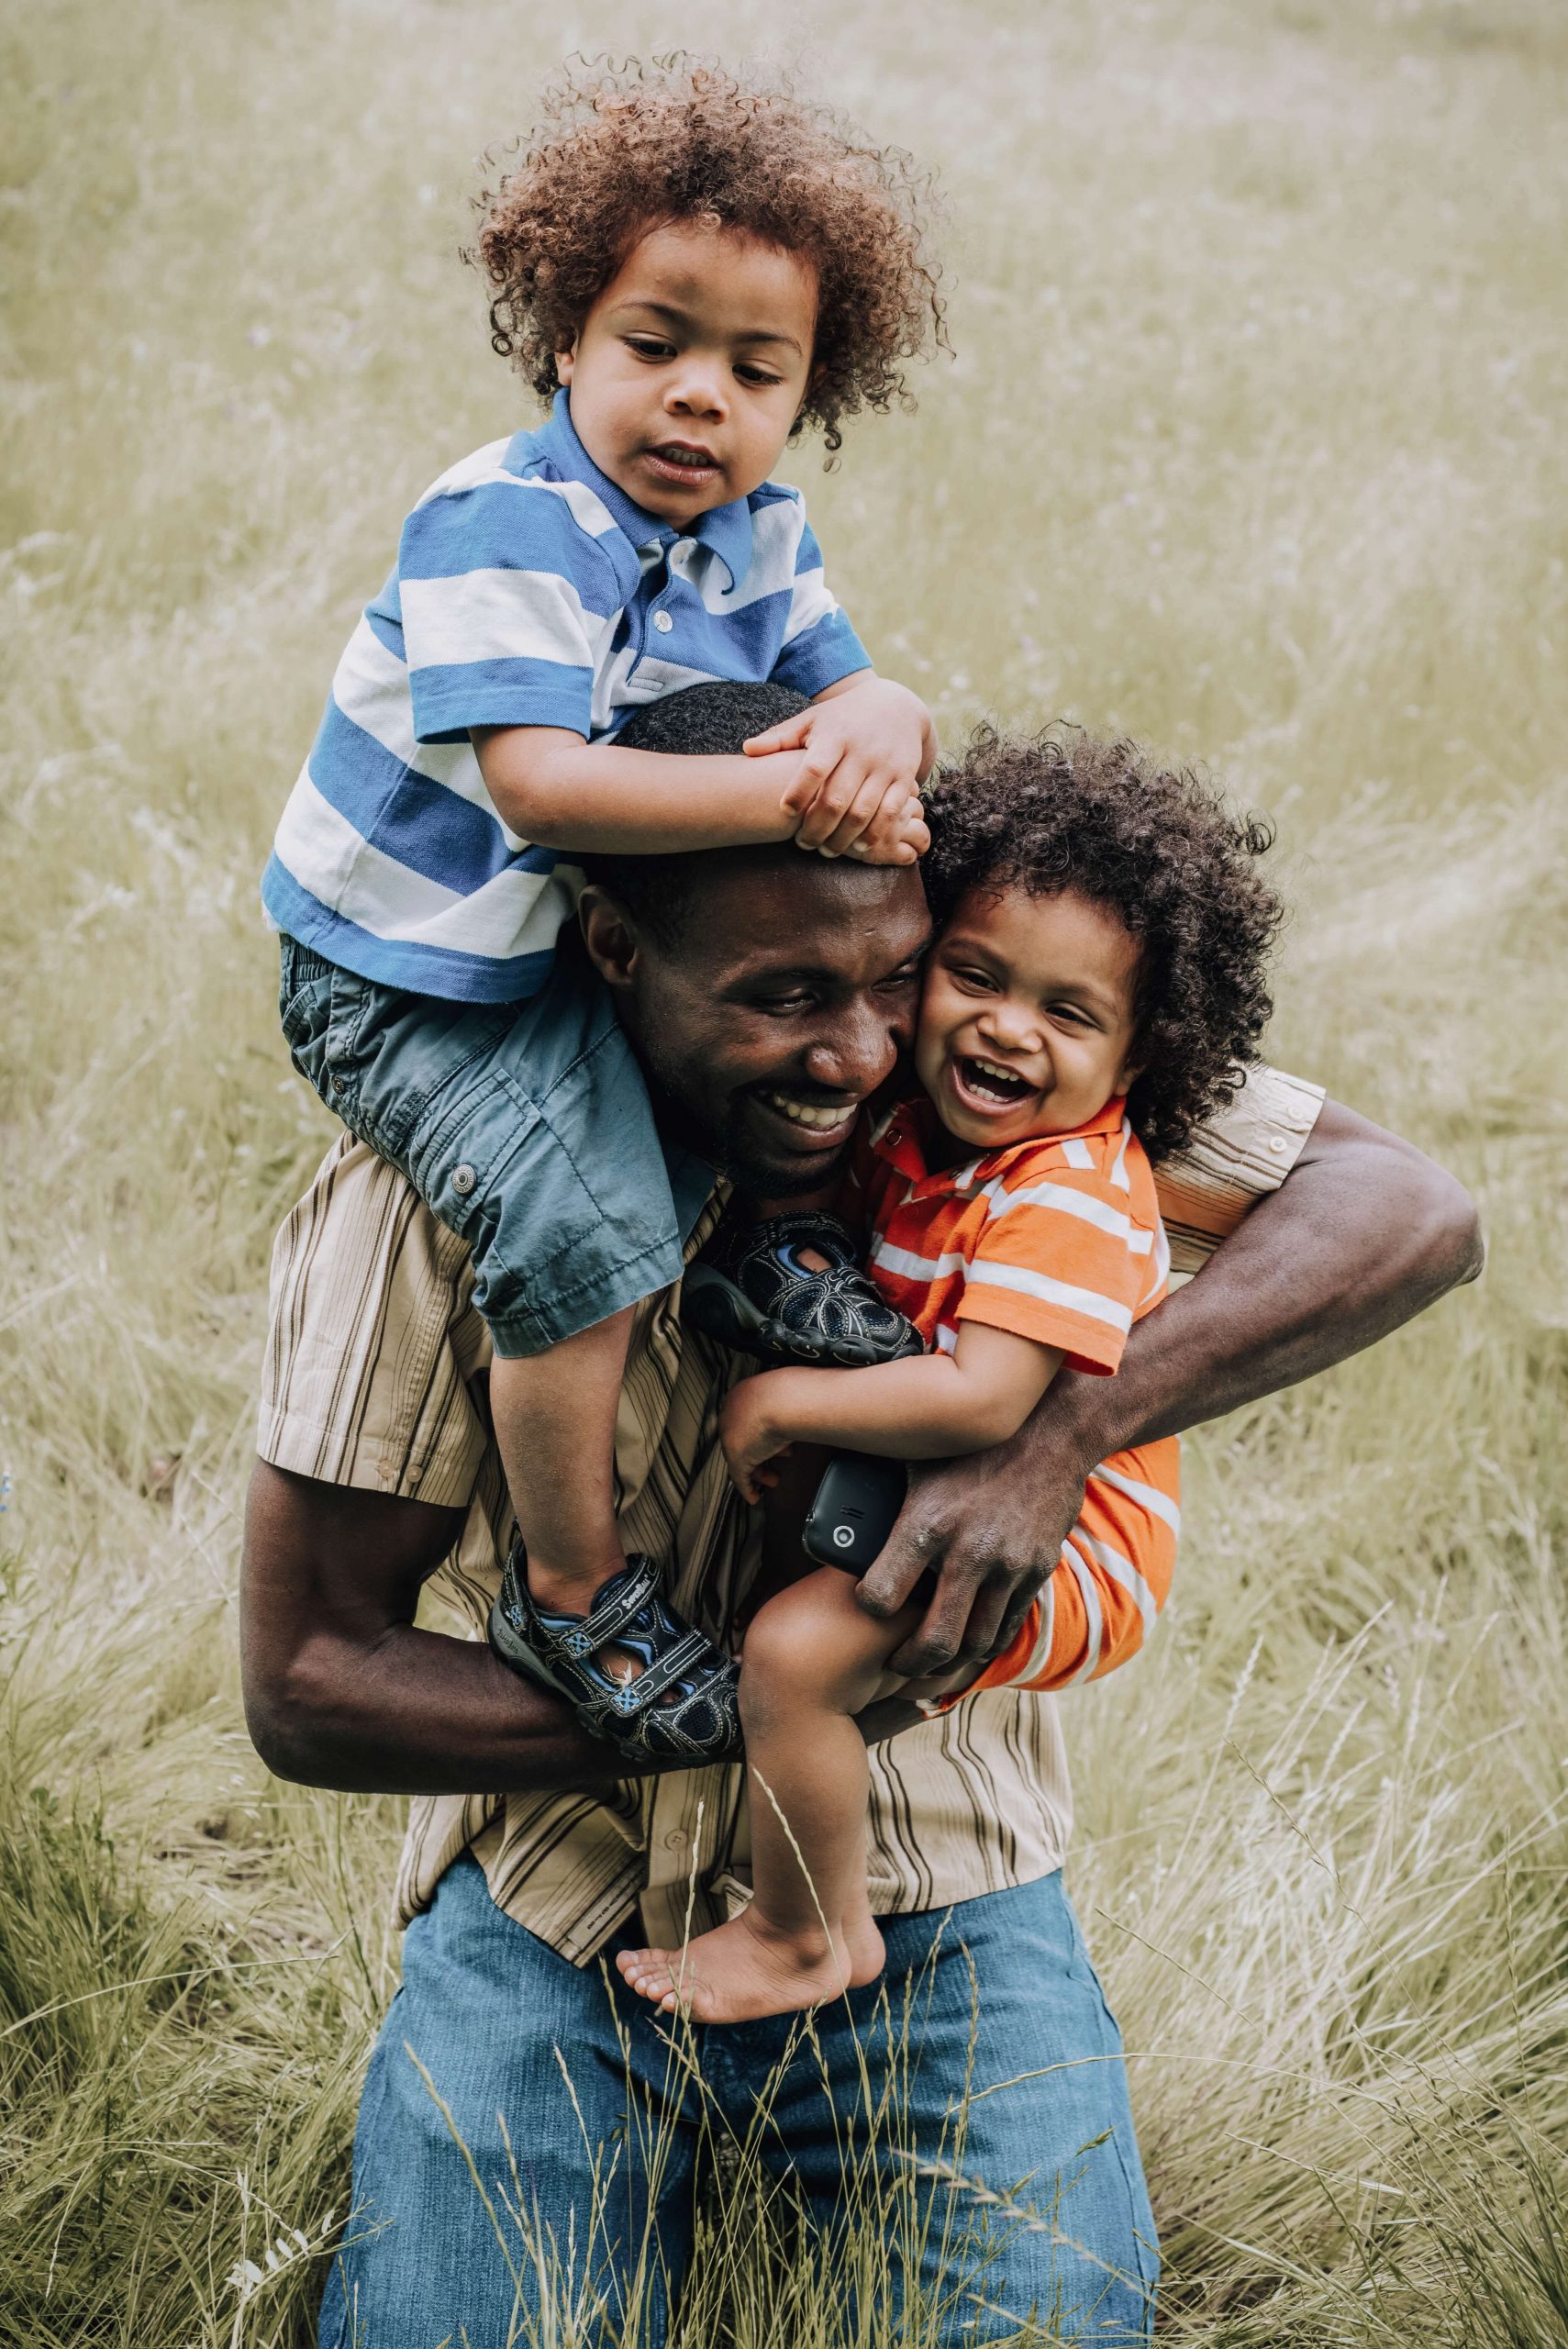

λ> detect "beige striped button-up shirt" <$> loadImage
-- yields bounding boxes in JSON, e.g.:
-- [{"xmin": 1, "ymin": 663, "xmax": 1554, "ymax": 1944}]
[{"xmin": 257, "ymin": 1064, "xmax": 1323, "ymax": 1963}]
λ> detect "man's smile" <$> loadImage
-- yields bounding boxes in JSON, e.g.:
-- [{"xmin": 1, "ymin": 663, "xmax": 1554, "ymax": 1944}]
[{"xmin": 751, "ymin": 1086, "xmax": 862, "ymax": 1147}]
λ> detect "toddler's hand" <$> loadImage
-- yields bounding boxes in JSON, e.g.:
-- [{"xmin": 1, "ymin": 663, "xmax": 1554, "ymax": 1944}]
[
  {"xmin": 720, "ymin": 1376, "xmax": 793, "ymax": 1505},
  {"xmin": 748, "ymin": 678, "xmax": 934, "ymax": 866}
]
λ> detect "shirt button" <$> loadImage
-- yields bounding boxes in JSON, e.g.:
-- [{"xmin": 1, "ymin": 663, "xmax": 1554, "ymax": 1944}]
[
  {"xmin": 652, "ymin": 609, "xmax": 674, "ymax": 634},
  {"xmin": 451, "ymin": 1163, "xmax": 477, "ymax": 1196},
  {"xmin": 1267, "ymin": 1135, "xmax": 1287, "ymax": 1152}
]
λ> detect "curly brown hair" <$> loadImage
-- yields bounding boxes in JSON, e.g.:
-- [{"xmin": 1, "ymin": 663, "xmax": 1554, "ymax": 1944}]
[
  {"xmin": 922, "ymin": 729, "xmax": 1284, "ymax": 1162},
  {"xmin": 465, "ymin": 56, "xmax": 946, "ymax": 455}
]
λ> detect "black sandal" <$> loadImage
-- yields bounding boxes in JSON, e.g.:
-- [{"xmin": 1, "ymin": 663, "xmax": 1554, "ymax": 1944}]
[
  {"xmin": 488, "ymin": 1544, "xmax": 743, "ymax": 1765},
  {"xmin": 682, "ymin": 1211, "xmax": 923, "ymax": 1370}
]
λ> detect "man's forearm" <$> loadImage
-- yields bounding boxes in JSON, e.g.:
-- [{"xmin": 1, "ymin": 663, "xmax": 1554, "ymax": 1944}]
[{"xmin": 254, "ymin": 1619, "xmax": 634, "ymax": 1796}]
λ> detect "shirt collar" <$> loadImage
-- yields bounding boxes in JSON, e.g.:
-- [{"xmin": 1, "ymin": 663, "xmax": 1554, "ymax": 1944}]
[
  {"xmin": 873, "ymin": 1091, "xmax": 1130, "ymax": 1196},
  {"xmin": 530, "ymin": 389, "xmax": 753, "ymax": 590}
]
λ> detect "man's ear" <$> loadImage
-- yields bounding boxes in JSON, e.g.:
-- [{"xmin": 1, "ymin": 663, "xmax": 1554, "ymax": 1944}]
[{"xmin": 578, "ymin": 885, "xmax": 639, "ymax": 991}]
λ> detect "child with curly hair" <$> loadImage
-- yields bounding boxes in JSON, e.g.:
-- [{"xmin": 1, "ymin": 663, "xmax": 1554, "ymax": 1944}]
[
  {"xmin": 262, "ymin": 61, "xmax": 945, "ymax": 1757},
  {"xmin": 617, "ymin": 727, "xmax": 1284, "ymax": 2021}
]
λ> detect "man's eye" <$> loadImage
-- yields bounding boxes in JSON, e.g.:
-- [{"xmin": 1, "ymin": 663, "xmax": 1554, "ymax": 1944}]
[
  {"xmin": 754, "ymin": 993, "xmax": 814, "ymax": 1016},
  {"xmin": 878, "ymin": 964, "xmax": 922, "ymax": 995}
]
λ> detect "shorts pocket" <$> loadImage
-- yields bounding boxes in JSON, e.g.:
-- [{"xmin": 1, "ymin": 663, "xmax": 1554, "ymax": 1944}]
[
  {"xmin": 410, "ymin": 1063, "xmax": 609, "ymax": 1286},
  {"xmin": 278, "ymin": 952, "xmax": 339, "ymax": 1101}
]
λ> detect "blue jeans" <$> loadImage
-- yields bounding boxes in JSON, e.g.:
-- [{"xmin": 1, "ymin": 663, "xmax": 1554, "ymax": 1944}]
[
  {"xmin": 278, "ymin": 937, "xmax": 712, "ymax": 1356},
  {"xmin": 318, "ymin": 1857, "xmax": 1157, "ymax": 2346}
]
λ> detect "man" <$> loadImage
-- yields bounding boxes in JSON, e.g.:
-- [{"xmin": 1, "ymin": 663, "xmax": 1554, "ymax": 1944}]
[{"xmin": 242, "ymin": 685, "xmax": 1480, "ymax": 2346}]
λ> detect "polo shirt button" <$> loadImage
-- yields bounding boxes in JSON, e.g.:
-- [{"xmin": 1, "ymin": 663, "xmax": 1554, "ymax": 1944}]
[
  {"xmin": 652, "ymin": 609, "xmax": 673, "ymax": 633},
  {"xmin": 451, "ymin": 1163, "xmax": 477, "ymax": 1196}
]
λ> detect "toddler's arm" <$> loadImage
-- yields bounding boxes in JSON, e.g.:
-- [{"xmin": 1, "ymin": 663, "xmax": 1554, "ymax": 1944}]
[
  {"xmin": 473, "ymin": 691, "xmax": 929, "ymax": 865},
  {"xmin": 721, "ymin": 1324, "xmax": 1062, "ymax": 1504}
]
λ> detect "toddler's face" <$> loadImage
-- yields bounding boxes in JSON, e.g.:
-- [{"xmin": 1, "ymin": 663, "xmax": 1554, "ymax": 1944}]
[
  {"xmin": 915, "ymin": 884, "xmax": 1143, "ymax": 1153},
  {"xmin": 556, "ymin": 219, "xmax": 817, "ymax": 523}
]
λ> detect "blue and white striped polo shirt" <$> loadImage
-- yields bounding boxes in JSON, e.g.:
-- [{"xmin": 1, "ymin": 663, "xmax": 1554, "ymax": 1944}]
[{"xmin": 261, "ymin": 392, "xmax": 871, "ymax": 1002}]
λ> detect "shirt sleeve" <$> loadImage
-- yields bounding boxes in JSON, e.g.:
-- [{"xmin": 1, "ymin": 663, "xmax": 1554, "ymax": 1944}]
[
  {"xmin": 955, "ymin": 1150, "xmax": 1154, "ymax": 1373},
  {"xmin": 397, "ymin": 476, "xmax": 623, "ymax": 746},
  {"xmin": 257, "ymin": 1136, "xmax": 491, "ymax": 1507},
  {"xmin": 1154, "ymin": 1063, "xmax": 1325, "ymax": 1277},
  {"xmin": 769, "ymin": 505, "xmax": 873, "ymax": 699}
]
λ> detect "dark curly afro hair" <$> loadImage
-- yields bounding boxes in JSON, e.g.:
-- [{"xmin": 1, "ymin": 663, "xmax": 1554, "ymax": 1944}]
[
  {"xmin": 922, "ymin": 729, "xmax": 1284, "ymax": 1162},
  {"xmin": 464, "ymin": 55, "xmax": 947, "ymax": 456}
]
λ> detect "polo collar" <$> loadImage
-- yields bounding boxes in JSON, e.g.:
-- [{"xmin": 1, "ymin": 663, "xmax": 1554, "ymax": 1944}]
[{"xmin": 533, "ymin": 390, "xmax": 752, "ymax": 591}]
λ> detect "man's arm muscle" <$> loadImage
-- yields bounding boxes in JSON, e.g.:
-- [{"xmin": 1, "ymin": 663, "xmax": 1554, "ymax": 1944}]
[
  {"xmin": 240, "ymin": 1460, "xmax": 633, "ymax": 1794},
  {"xmin": 861, "ymin": 1097, "xmax": 1483, "ymax": 1675}
]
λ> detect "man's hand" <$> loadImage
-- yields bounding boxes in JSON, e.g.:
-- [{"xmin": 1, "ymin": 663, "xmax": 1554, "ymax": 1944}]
[
  {"xmin": 857, "ymin": 1414, "xmax": 1092, "ymax": 1677},
  {"xmin": 857, "ymin": 1097, "xmax": 1482, "ymax": 1678},
  {"xmin": 749, "ymin": 675, "xmax": 935, "ymax": 864}
]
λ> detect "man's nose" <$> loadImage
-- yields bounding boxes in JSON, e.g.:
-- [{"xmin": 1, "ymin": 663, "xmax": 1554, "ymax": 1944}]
[{"xmin": 800, "ymin": 996, "xmax": 904, "ymax": 1092}]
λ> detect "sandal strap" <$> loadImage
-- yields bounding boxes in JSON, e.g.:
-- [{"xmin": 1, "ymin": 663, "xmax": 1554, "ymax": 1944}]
[
  {"xmin": 490, "ymin": 1542, "xmax": 742, "ymax": 1763},
  {"xmin": 542, "ymin": 1553, "xmax": 662, "ymax": 1661},
  {"xmin": 596, "ymin": 1628, "xmax": 719, "ymax": 1719}
]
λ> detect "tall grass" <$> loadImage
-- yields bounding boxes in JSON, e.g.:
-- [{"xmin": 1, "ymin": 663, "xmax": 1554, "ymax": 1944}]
[{"xmin": 2, "ymin": 0, "xmax": 1564, "ymax": 2339}]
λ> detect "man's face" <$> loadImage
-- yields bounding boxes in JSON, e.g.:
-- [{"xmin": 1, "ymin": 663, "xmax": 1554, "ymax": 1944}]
[{"xmin": 585, "ymin": 856, "xmax": 931, "ymax": 1197}]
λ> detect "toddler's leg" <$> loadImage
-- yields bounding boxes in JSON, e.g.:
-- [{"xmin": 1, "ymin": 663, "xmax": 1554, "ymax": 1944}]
[
  {"xmin": 491, "ymin": 1314, "xmax": 634, "ymax": 1617},
  {"xmin": 617, "ymin": 1568, "xmax": 917, "ymax": 2022}
]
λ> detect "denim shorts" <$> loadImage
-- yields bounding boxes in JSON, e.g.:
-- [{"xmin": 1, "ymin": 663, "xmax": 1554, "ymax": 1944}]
[{"xmin": 278, "ymin": 936, "xmax": 687, "ymax": 1357}]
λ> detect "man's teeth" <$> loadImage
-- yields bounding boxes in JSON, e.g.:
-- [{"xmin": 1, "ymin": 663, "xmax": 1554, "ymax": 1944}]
[{"xmin": 764, "ymin": 1092, "xmax": 850, "ymax": 1131}]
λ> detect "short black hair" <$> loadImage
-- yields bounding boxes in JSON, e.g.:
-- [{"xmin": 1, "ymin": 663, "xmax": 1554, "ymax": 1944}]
[
  {"xmin": 579, "ymin": 681, "xmax": 811, "ymax": 945},
  {"xmin": 922, "ymin": 726, "xmax": 1284, "ymax": 1161}
]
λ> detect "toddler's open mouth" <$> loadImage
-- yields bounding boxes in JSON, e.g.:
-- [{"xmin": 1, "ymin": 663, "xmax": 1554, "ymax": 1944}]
[
  {"xmin": 953, "ymin": 1054, "xmax": 1032, "ymax": 1108},
  {"xmin": 644, "ymin": 442, "xmax": 720, "ymax": 484}
]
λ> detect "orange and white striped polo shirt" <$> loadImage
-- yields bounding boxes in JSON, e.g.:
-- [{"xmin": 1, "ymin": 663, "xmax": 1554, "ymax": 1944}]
[
  {"xmin": 854, "ymin": 1091, "xmax": 1181, "ymax": 1700},
  {"xmin": 857, "ymin": 1093, "xmax": 1171, "ymax": 1370}
]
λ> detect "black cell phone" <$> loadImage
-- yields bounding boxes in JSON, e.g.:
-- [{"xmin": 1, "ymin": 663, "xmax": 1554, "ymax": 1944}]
[{"xmin": 803, "ymin": 1452, "xmax": 908, "ymax": 1574}]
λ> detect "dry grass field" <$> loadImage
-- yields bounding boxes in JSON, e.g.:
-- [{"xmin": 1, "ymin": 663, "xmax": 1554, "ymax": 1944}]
[{"xmin": 2, "ymin": 0, "xmax": 1565, "ymax": 2341}]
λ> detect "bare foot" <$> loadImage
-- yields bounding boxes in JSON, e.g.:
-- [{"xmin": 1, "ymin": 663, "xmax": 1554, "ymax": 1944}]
[{"xmin": 616, "ymin": 1908, "xmax": 885, "ymax": 2022}]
